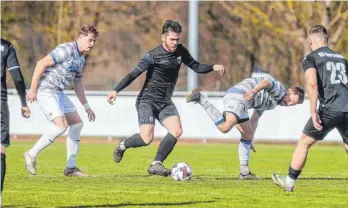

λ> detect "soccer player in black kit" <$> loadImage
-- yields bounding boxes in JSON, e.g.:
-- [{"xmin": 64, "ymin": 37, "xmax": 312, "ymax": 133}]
[
  {"xmin": 1, "ymin": 38, "xmax": 31, "ymax": 193},
  {"xmin": 272, "ymin": 25, "xmax": 348, "ymax": 192},
  {"xmin": 107, "ymin": 20, "xmax": 226, "ymax": 176}
]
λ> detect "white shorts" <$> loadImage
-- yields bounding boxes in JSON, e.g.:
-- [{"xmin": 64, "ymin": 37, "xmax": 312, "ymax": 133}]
[
  {"xmin": 37, "ymin": 90, "xmax": 76, "ymax": 121},
  {"xmin": 223, "ymin": 88, "xmax": 250, "ymax": 123}
]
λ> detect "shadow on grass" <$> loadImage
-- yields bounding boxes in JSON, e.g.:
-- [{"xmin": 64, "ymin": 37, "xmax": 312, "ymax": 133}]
[
  {"xmin": 3, "ymin": 206, "xmax": 38, "ymax": 208},
  {"xmin": 198, "ymin": 176, "xmax": 348, "ymax": 181},
  {"xmin": 58, "ymin": 200, "xmax": 215, "ymax": 207}
]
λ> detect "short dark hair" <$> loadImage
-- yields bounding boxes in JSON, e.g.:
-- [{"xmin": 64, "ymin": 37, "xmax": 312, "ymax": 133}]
[
  {"xmin": 79, "ymin": 24, "xmax": 99, "ymax": 38},
  {"xmin": 162, "ymin": 20, "xmax": 182, "ymax": 35},
  {"xmin": 292, "ymin": 86, "xmax": 305, "ymax": 104},
  {"xmin": 309, "ymin": 25, "xmax": 328, "ymax": 43}
]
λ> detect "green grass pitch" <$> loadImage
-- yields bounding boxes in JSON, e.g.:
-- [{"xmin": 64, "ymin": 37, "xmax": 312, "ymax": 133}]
[{"xmin": 3, "ymin": 141, "xmax": 348, "ymax": 208}]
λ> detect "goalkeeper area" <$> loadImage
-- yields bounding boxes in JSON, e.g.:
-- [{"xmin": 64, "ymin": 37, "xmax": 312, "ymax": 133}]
[{"xmin": 3, "ymin": 138, "xmax": 348, "ymax": 208}]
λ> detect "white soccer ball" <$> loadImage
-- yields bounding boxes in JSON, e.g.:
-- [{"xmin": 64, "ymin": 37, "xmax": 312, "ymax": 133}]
[{"xmin": 171, "ymin": 162, "xmax": 192, "ymax": 181}]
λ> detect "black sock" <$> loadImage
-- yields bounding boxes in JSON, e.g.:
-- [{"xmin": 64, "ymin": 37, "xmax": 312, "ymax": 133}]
[
  {"xmin": 154, "ymin": 133, "xmax": 177, "ymax": 162},
  {"xmin": 288, "ymin": 166, "xmax": 302, "ymax": 180},
  {"xmin": 1, "ymin": 153, "xmax": 6, "ymax": 192},
  {"xmin": 124, "ymin": 133, "xmax": 147, "ymax": 148}
]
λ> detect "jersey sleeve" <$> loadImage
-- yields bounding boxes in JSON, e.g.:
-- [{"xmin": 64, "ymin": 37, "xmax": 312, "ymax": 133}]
[
  {"xmin": 302, "ymin": 54, "xmax": 316, "ymax": 72},
  {"xmin": 179, "ymin": 45, "xmax": 214, "ymax": 73},
  {"xmin": 113, "ymin": 53, "xmax": 154, "ymax": 92},
  {"xmin": 180, "ymin": 45, "xmax": 195, "ymax": 66},
  {"xmin": 50, "ymin": 45, "xmax": 72, "ymax": 65},
  {"xmin": 136, "ymin": 53, "xmax": 154, "ymax": 73},
  {"xmin": 268, "ymin": 79, "xmax": 286, "ymax": 101},
  {"xmin": 7, "ymin": 44, "xmax": 20, "ymax": 71}
]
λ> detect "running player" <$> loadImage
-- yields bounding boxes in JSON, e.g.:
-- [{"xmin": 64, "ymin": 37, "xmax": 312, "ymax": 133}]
[
  {"xmin": 23, "ymin": 25, "xmax": 98, "ymax": 177},
  {"xmin": 107, "ymin": 20, "xmax": 226, "ymax": 176}
]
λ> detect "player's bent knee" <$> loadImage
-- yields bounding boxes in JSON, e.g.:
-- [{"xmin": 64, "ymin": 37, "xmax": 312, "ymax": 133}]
[
  {"xmin": 217, "ymin": 124, "xmax": 232, "ymax": 134},
  {"xmin": 47, "ymin": 125, "xmax": 68, "ymax": 142},
  {"xmin": 69, "ymin": 121, "xmax": 83, "ymax": 132},
  {"xmin": 140, "ymin": 133, "xmax": 153, "ymax": 145},
  {"xmin": 242, "ymin": 132, "xmax": 254, "ymax": 141},
  {"xmin": 299, "ymin": 133, "xmax": 317, "ymax": 148},
  {"xmin": 0, "ymin": 145, "xmax": 5, "ymax": 154},
  {"xmin": 170, "ymin": 128, "xmax": 183, "ymax": 139}
]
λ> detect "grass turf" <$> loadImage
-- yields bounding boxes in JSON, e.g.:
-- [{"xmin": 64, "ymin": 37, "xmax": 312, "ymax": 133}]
[{"xmin": 2, "ymin": 141, "xmax": 348, "ymax": 208}]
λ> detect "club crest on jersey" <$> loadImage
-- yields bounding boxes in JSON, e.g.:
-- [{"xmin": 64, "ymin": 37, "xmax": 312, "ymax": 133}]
[{"xmin": 177, "ymin": 56, "xmax": 182, "ymax": 64}]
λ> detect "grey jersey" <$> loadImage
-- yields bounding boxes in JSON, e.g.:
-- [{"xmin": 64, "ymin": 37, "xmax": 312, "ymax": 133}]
[
  {"xmin": 37, "ymin": 42, "xmax": 85, "ymax": 91},
  {"xmin": 233, "ymin": 77, "xmax": 286, "ymax": 112}
]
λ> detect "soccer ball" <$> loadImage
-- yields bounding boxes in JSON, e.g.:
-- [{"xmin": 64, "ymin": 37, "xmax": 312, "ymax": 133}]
[{"xmin": 171, "ymin": 162, "xmax": 192, "ymax": 181}]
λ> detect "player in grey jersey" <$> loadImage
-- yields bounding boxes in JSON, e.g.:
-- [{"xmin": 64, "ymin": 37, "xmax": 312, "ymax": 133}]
[
  {"xmin": 187, "ymin": 77, "xmax": 304, "ymax": 179},
  {"xmin": 23, "ymin": 25, "xmax": 98, "ymax": 177}
]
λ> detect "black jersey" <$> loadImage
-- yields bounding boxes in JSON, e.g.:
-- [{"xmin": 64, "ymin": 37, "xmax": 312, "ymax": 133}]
[
  {"xmin": 114, "ymin": 44, "xmax": 214, "ymax": 103},
  {"xmin": 302, "ymin": 46, "xmax": 348, "ymax": 112},
  {"xmin": 1, "ymin": 38, "xmax": 26, "ymax": 104}
]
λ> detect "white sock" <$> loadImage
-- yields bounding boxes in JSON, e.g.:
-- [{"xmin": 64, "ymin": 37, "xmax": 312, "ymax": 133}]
[
  {"xmin": 28, "ymin": 126, "xmax": 67, "ymax": 158},
  {"xmin": 286, "ymin": 175, "xmax": 296, "ymax": 187},
  {"xmin": 66, "ymin": 122, "xmax": 83, "ymax": 168},
  {"xmin": 239, "ymin": 138, "xmax": 251, "ymax": 175},
  {"xmin": 198, "ymin": 96, "xmax": 224, "ymax": 126}
]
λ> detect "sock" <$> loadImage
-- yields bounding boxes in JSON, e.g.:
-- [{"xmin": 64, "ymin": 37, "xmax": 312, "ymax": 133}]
[
  {"xmin": 66, "ymin": 122, "xmax": 83, "ymax": 168},
  {"xmin": 1, "ymin": 153, "xmax": 6, "ymax": 192},
  {"xmin": 124, "ymin": 133, "xmax": 147, "ymax": 149},
  {"xmin": 154, "ymin": 133, "xmax": 177, "ymax": 162},
  {"xmin": 287, "ymin": 166, "xmax": 302, "ymax": 186},
  {"xmin": 28, "ymin": 126, "xmax": 67, "ymax": 158},
  {"xmin": 198, "ymin": 96, "xmax": 224, "ymax": 126},
  {"xmin": 239, "ymin": 138, "xmax": 251, "ymax": 175}
]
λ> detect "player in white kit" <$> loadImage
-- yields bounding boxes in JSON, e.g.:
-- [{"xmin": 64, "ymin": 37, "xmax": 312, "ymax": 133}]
[
  {"xmin": 186, "ymin": 77, "xmax": 304, "ymax": 179},
  {"xmin": 23, "ymin": 25, "xmax": 98, "ymax": 177}
]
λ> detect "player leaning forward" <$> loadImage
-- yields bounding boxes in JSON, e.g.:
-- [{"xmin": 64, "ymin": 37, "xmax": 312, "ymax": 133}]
[
  {"xmin": 107, "ymin": 20, "xmax": 226, "ymax": 176},
  {"xmin": 23, "ymin": 25, "xmax": 98, "ymax": 177},
  {"xmin": 187, "ymin": 77, "xmax": 304, "ymax": 179}
]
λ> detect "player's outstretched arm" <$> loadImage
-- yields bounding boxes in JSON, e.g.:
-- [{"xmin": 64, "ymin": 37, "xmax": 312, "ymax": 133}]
[
  {"xmin": 244, "ymin": 80, "xmax": 272, "ymax": 100},
  {"xmin": 181, "ymin": 45, "xmax": 225, "ymax": 75},
  {"xmin": 107, "ymin": 53, "xmax": 153, "ymax": 105},
  {"xmin": 107, "ymin": 68, "xmax": 143, "ymax": 105},
  {"xmin": 7, "ymin": 44, "xmax": 30, "ymax": 118},
  {"xmin": 73, "ymin": 78, "xmax": 95, "ymax": 122}
]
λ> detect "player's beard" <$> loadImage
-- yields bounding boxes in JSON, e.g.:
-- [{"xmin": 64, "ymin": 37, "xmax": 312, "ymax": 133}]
[{"xmin": 164, "ymin": 41, "xmax": 176, "ymax": 53}]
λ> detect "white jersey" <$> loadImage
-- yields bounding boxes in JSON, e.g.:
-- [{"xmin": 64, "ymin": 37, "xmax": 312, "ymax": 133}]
[
  {"xmin": 37, "ymin": 42, "xmax": 85, "ymax": 91},
  {"xmin": 232, "ymin": 77, "xmax": 286, "ymax": 113}
]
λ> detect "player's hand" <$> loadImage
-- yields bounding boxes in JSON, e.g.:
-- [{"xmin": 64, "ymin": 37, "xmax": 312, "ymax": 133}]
[
  {"xmin": 21, "ymin": 106, "xmax": 31, "ymax": 118},
  {"xmin": 26, "ymin": 89, "xmax": 37, "ymax": 103},
  {"xmin": 107, "ymin": 90, "xmax": 117, "ymax": 105},
  {"xmin": 344, "ymin": 143, "xmax": 348, "ymax": 154},
  {"xmin": 251, "ymin": 143, "xmax": 256, "ymax": 153},
  {"xmin": 244, "ymin": 89, "xmax": 257, "ymax": 101},
  {"xmin": 311, "ymin": 112, "xmax": 322, "ymax": 130},
  {"xmin": 86, "ymin": 108, "xmax": 96, "ymax": 122},
  {"xmin": 213, "ymin": 65, "xmax": 226, "ymax": 76}
]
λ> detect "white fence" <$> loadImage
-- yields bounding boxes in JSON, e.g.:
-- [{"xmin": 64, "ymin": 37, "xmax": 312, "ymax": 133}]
[{"xmin": 7, "ymin": 89, "xmax": 343, "ymax": 142}]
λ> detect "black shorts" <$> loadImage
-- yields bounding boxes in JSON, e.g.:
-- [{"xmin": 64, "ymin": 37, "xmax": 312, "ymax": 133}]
[
  {"xmin": 303, "ymin": 109, "xmax": 348, "ymax": 144},
  {"xmin": 1, "ymin": 101, "xmax": 10, "ymax": 146},
  {"xmin": 136, "ymin": 100, "xmax": 179, "ymax": 125}
]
